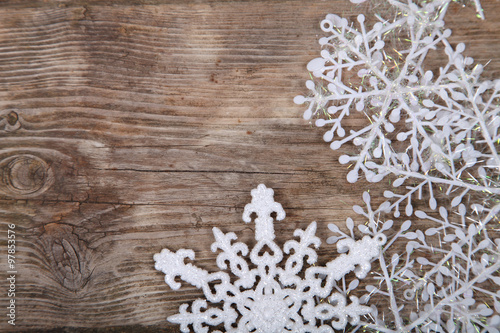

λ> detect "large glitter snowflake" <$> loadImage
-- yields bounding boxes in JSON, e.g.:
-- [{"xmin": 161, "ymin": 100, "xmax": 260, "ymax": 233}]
[{"xmin": 154, "ymin": 184, "xmax": 387, "ymax": 332}]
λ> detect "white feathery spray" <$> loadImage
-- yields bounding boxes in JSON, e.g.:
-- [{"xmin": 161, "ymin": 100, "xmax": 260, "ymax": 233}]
[{"xmin": 295, "ymin": 0, "xmax": 500, "ymax": 331}]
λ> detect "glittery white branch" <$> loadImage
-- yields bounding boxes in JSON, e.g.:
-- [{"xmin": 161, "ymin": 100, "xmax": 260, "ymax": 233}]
[
  {"xmin": 297, "ymin": 0, "xmax": 500, "ymax": 331},
  {"xmin": 295, "ymin": 0, "xmax": 500, "ymax": 214}
]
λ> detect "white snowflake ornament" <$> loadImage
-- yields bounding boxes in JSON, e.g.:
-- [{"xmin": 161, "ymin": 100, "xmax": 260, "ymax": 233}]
[
  {"xmin": 294, "ymin": 0, "xmax": 500, "ymax": 214},
  {"xmin": 154, "ymin": 184, "xmax": 386, "ymax": 332}
]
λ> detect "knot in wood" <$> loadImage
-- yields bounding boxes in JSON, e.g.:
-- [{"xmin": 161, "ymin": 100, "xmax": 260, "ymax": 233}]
[
  {"xmin": 6, "ymin": 111, "xmax": 19, "ymax": 126},
  {"xmin": 39, "ymin": 223, "xmax": 93, "ymax": 292},
  {"xmin": 1, "ymin": 110, "xmax": 22, "ymax": 132},
  {"xmin": 0, "ymin": 154, "xmax": 54, "ymax": 197}
]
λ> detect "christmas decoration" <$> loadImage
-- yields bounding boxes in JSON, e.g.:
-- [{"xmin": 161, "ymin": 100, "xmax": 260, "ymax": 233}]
[
  {"xmin": 154, "ymin": 184, "xmax": 386, "ymax": 332},
  {"xmin": 295, "ymin": 0, "xmax": 500, "ymax": 331}
]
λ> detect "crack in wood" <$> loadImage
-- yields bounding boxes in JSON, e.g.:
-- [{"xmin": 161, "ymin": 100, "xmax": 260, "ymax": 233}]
[{"xmin": 95, "ymin": 167, "xmax": 294, "ymax": 175}]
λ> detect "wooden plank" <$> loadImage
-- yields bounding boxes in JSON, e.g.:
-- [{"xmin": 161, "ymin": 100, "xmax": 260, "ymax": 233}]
[{"xmin": 0, "ymin": 0, "xmax": 498, "ymax": 331}]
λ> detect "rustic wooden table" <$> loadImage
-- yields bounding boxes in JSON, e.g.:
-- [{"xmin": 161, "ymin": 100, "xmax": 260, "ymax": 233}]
[{"xmin": 0, "ymin": 0, "xmax": 499, "ymax": 331}]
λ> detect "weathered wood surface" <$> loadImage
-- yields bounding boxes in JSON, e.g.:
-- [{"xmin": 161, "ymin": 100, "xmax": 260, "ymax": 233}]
[{"xmin": 0, "ymin": 0, "xmax": 498, "ymax": 331}]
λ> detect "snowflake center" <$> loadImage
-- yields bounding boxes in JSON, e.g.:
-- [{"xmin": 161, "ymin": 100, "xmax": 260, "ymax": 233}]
[
  {"xmin": 255, "ymin": 295, "xmax": 287, "ymax": 321},
  {"xmin": 250, "ymin": 287, "xmax": 290, "ymax": 332}
]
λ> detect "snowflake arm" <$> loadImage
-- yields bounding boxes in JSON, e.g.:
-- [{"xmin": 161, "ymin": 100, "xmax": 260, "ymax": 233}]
[
  {"xmin": 211, "ymin": 227, "xmax": 253, "ymax": 288},
  {"xmin": 154, "ymin": 248, "xmax": 209, "ymax": 290}
]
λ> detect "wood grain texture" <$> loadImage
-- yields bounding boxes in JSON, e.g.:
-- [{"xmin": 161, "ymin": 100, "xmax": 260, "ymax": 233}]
[{"xmin": 0, "ymin": 0, "xmax": 499, "ymax": 331}]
